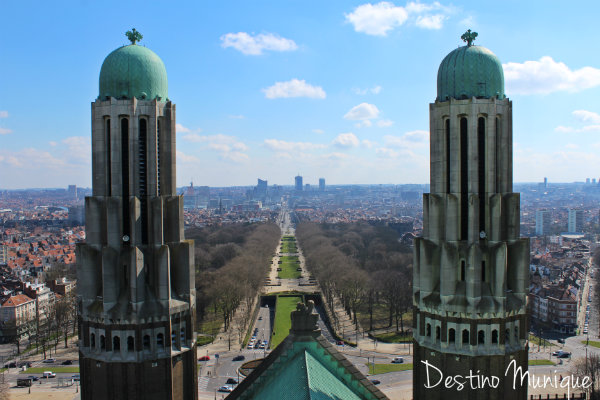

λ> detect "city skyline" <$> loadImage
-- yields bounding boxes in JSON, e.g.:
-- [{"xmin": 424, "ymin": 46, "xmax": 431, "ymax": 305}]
[{"xmin": 2, "ymin": 1, "xmax": 600, "ymax": 188}]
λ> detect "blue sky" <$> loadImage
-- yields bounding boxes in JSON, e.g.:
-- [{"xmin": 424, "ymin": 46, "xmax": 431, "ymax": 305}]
[{"xmin": 1, "ymin": 1, "xmax": 600, "ymax": 188}]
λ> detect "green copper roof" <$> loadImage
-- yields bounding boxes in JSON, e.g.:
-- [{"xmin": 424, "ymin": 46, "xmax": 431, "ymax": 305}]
[
  {"xmin": 99, "ymin": 44, "xmax": 168, "ymax": 100},
  {"xmin": 437, "ymin": 45, "xmax": 504, "ymax": 101}
]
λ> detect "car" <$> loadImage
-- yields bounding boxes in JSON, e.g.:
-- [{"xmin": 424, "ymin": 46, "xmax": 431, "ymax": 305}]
[
  {"xmin": 558, "ymin": 338, "xmax": 565, "ymax": 344},
  {"xmin": 247, "ymin": 343, "xmax": 254, "ymax": 349},
  {"xmin": 254, "ymin": 343, "xmax": 261, "ymax": 349},
  {"xmin": 391, "ymin": 357, "xmax": 404, "ymax": 364},
  {"xmin": 27, "ymin": 376, "xmax": 39, "ymax": 382},
  {"xmin": 370, "ymin": 379, "xmax": 381, "ymax": 385},
  {"xmin": 198, "ymin": 356, "xmax": 210, "ymax": 361},
  {"xmin": 552, "ymin": 351, "xmax": 571, "ymax": 358},
  {"xmin": 259, "ymin": 343, "xmax": 265, "ymax": 349},
  {"xmin": 18, "ymin": 361, "xmax": 32, "ymax": 368},
  {"xmin": 258, "ymin": 316, "xmax": 263, "ymax": 320},
  {"xmin": 62, "ymin": 360, "xmax": 73, "ymax": 365},
  {"xmin": 42, "ymin": 358, "xmax": 55, "ymax": 364},
  {"xmin": 232, "ymin": 355, "xmax": 245, "ymax": 362},
  {"xmin": 226, "ymin": 378, "xmax": 239, "ymax": 384},
  {"xmin": 71, "ymin": 374, "xmax": 80, "ymax": 382},
  {"xmin": 4, "ymin": 362, "xmax": 16, "ymax": 368},
  {"xmin": 43, "ymin": 371, "xmax": 56, "ymax": 378},
  {"xmin": 218, "ymin": 385, "xmax": 234, "ymax": 392}
]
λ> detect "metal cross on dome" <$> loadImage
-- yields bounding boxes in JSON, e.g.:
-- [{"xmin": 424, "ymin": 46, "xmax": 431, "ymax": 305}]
[
  {"xmin": 461, "ymin": 29, "xmax": 478, "ymax": 47},
  {"xmin": 126, "ymin": 28, "xmax": 143, "ymax": 45}
]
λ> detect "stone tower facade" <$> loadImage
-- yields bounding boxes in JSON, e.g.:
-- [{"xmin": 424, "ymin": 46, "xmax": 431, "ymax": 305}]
[
  {"xmin": 412, "ymin": 32, "xmax": 529, "ymax": 399},
  {"xmin": 77, "ymin": 34, "xmax": 197, "ymax": 400}
]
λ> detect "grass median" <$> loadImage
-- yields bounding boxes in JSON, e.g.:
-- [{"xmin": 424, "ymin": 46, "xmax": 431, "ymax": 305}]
[
  {"xmin": 528, "ymin": 359, "xmax": 555, "ymax": 366},
  {"xmin": 21, "ymin": 367, "xmax": 80, "ymax": 374},
  {"xmin": 271, "ymin": 296, "xmax": 303, "ymax": 348},
  {"xmin": 367, "ymin": 363, "xmax": 413, "ymax": 374}
]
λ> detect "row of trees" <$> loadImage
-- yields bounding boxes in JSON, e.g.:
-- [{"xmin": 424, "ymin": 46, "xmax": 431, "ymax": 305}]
[
  {"xmin": 296, "ymin": 221, "xmax": 413, "ymax": 333},
  {"xmin": 188, "ymin": 222, "xmax": 280, "ymax": 337}
]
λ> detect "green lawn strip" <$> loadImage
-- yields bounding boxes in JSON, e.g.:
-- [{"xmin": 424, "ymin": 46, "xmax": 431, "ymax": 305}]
[
  {"xmin": 280, "ymin": 242, "xmax": 298, "ymax": 253},
  {"xmin": 367, "ymin": 363, "xmax": 413, "ymax": 374},
  {"xmin": 583, "ymin": 340, "xmax": 600, "ymax": 348},
  {"xmin": 21, "ymin": 367, "xmax": 80, "ymax": 374},
  {"xmin": 529, "ymin": 359, "xmax": 555, "ymax": 366},
  {"xmin": 271, "ymin": 296, "xmax": 302, "ymax": 348},
  {"xmin": 528, "ymin": 334, "xmax": 555, "ymax": 347},
  {"xmin": 278, "ymin": 261, "xmax": 301, "ymax": 279},
  {"xmin": 372, "ymin": 331, "xmax": 412, "ymax": 343},
  {"xmin": 196, "ymin": 335, "xmax": 214, "ymax": 346}
]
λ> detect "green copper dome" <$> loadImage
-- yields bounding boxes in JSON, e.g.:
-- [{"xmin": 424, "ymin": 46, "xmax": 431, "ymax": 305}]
[
  {"xmin": 99, "ymin": 44, "xmax": 168, "ymax": 100},
  {"xmin": 437, "ymin": 45, "xmax": 504, "ymax": 101}
]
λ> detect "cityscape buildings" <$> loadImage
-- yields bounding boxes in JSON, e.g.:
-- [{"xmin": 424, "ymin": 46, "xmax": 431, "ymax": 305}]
[
  {"xmin": 77, "ymin": 32, "xmax": 198, "ymax": 399},
  {"xmin": 412, "ymin": 31, "xmax": 529, "ymax": 399}
]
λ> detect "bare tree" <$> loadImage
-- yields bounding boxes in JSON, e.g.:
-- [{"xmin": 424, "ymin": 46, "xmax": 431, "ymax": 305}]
[{"xmin": 572, "ymin": 352, "xmax": 600, "ymax": 399}]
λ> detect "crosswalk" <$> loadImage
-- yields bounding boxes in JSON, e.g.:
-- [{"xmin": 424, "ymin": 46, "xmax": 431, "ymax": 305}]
[{"xmin": 198, "ymin": 376, "xmax": 209, "ymax": 390}]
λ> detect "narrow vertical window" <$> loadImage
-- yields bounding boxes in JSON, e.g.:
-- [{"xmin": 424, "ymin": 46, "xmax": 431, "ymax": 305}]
[
  {"xmin": 426, "ymin": 323, "xmax": 431, "ymax": 337},
  {"xmin": 448, "ymin": 328, "xmax": 455, "ymax": 343},
  {"xmin": 492, "ymin": 330, "xmax": 498, "ymax": 344},
  {"xmin": 157, "ymin": 333, "xmax": 164, "ymax": 349},
  {"xmin": 139, "ymin": 118, "xmax": 148, "ymax": 244},
  {"xmin": 481, "ymin": 260, "xmax": 486, "ymax": 282},
  {"xmin": 436, "ymin": 326, "xmax": 441, "ymax": 341},
  {"xmin": 106, "ymin": 119, "xmax": 111, "ymax": 195},
  {"xmin": 113, "ymin": 336, "xmax": 120, "ymax": 351},
  {"xmin": 143, "ymin": 334, "xmax": 150, "ymax": 351},
  {"xmin": 127, "ymin": 336, "xmax": 134, "ymax": 351},
  {"xmin": 478, "ymin": 117, "xmax": 486, "ymax": 234},
  {"xmin": 445, "ymin": 119, "xmax": 450, "ymax": 193},
  {"xmin": 460, "ymin": 260, "xmax": 466, "ymax": 281},
  {"xmin": 495, "ymin": 117, "xmax": 500, "ymax": 193},
  {"xmin": 91, "ymin": 333, "xmax": 96, "ymax": 349},
  {"xmin": 460, "ymin": 117, "xmax": 468, "ymax": 240},
  {"xmin": 462, "ymin": 329, "xmax": 469, "ymax": 344},
  {"xmin": 121, "ymin": 118, "xmax": 130, "ymax": 240},
  {"xmin": 478, "ymin": 330, "xmax": 485, "ymax": 345},
  {"xmin": 100, "ymin": 335, "xmax": 106, "ymax": 350},
  {"xmin": 157, "ymin": 119, "xmax": 161, "ymax": 195}
]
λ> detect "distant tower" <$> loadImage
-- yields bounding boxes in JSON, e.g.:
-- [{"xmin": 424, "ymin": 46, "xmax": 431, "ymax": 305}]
[
  {"xmin": 535, "ymin": 210, "xmax": 551, "ymax": 236},
  {"xmin": 413, "ymin": 31, "xmax": 529, "ymax": 399},
  {"xmin": 68, "ymin": 184, "xmax": 78, "ymax": 200},
  {"xmin": 295, "ymin": 175, "xmax": 303, "ymax": 191},
  {"xmin": 77, "ymin": 30, "xmax": 197, "ymax": 400},
  {"xmin": 319, "ymin": 178, "xmax": 325, "ymax": 191},
  {"xmin": 568, "ymin": 209, "xmax": 584, "ymax": 233},
  {"xmin": 543, "ymin": 177, "xmax": 547, "ymax": 188}
]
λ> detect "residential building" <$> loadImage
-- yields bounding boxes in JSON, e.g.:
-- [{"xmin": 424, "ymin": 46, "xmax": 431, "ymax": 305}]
[{"xmin": 535, "ymin": 210, "xmax": 551, "ymax": 236}]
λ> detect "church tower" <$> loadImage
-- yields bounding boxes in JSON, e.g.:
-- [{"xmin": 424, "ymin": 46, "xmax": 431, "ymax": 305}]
[
  {"xmin": 77, "ymin": 30, "xmax": 197, "ymax": 400},
  {"xmin": 412, "ymin": 31, "xmax": 529, "ymax": 399}
]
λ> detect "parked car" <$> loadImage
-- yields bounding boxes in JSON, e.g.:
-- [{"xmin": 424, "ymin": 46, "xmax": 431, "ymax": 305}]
[
  {"xmin": 4, "ymin": 362, "xmax": 16, "ymax": 368},
  {"xmin": 62, "ymin": 360, "xmax": 73, "ymax": 365},
  {"xmin": 392, "ymin": 357, "xmax": 404, "ymax": 364},
  {"xmin": 198, "ymin": 356, "xmax": 210, "ymax": 361},
  {"xmin": 218, "ymin": 385, "xmax": 234, "ymax": 392},
  {"xmin": 72, "ymin": 374, "xmax": 80, "ymax": 381},
  {"xmin": 232, "ymin": 355, "xmax": 245, "ymax": 362},
  {"xmin": 226, "ymin": 378, "xmax": 239, "ymax": 384},
  {"xmin": 552, "ymin": 351, "xmax": 571, "ymax": 358},
  {"xmin": 43, "ymin": 371, "xmax": 56, "ymax": 378},
  {"xmin": 258, "ymin": 316, "xmax": 263, "ymax": 320},
  {"xmin": 370, "ymin": 379, "xmax": 381, "ymax": 385},
  {"xmin": 27, "ymin": 376, "xmax": 39, "ymax": 382},
  {"xmin": 557, "ymin": 338, "xmax": 565, "ymax": 344},
  {"xmin": 42, "ymin": 358, "xmax": 55, "ymax": 364}
]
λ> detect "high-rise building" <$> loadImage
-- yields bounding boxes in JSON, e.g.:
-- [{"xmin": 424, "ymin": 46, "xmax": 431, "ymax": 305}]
[
  {"xmin": 68, "ymin": 184, "xmax": 78, "ymax": 200},
  {"xmin": 568, "ymin": 209, "xmax": 584, "ymax": 233},
  {"xmin": 543, "ymin": 177, "xmax": 547, "ymax": 188},
  {"xmin": 77, "ymin": 31, "xmax": 197, "ymax": 400},
  {"xmin": 295, "ymin": 175, "xmax": 303, "ymax": 191},
  {"xmin": 535, "ymin": 210, "xmax": 551, "ymax": 236},
  {"xmin": 319, "ymin": 178, "xmax": 325, "ymax": 191},
  {"xmin": 412, "ymin": 31, "xmax": 529, "ymax": 399}
]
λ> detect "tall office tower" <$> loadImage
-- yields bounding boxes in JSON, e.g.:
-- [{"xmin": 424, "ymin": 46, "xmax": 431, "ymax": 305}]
[
  {"xmin": 256, "ymin": 178, "xmax": 268, "ymax": 196},
  {"xmin": 68, "ymin": 184, "xmax": 78, "ymax": 200},
  {"xmin": 535, "ymin": 210, "xmax": 551, "ymax": 236},
  {"xmin": 77, "ymin": 31, "xmax": 197, "ymax": 400},
  {"xmin": 319, "ymin": 178, "xmax": 325, "ymax": 191},
  {"xmin": 295, "ymin": 175, "xmax": 303, "ymax": 191},
  {"xmin": 412, "ymin": 31, "xmax": 529, "ymax": 399},
  {"xmin": 568, "ymin": 209, "xmax": 584, "ymax": 233},
  {"xmin": 543, "ymin": 177, "xmax": 547, "ymax": 188}
]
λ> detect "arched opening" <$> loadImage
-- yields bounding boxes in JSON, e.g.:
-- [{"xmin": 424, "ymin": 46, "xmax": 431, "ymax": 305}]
[
  {"xmin": 426, "ymin": 323, "xmax": 431, "ymax": 337},
  {"xmin": 436, "ymin": 326, "xmax": 441, "ymax": 341},
  {"xmin": 127, "ymin": 336, "xmax": 134, "ymax": 351},
  {"xmin": 478, "ymin": 117, "xmax": 486, "ymax": 234},
  {"xmin": 492, "ymin": 330, "xmax": 498, "ymax": 344},
  {"xmin": 460, "ymin": 117, "xmax": 468, "ymax": 240},
  {"xmin": 139, "ymin": 118, "xmax": 148, "ymax": 244},
  {"xmin": 113, "ymin": 336, "xmax": 120, "ymax": 351},
  {"xmin": 143, "ymin": 334, "xmax": 150, "ymax": 351},
  {"xmin": 121, "ymin": 118, "xmax": 130, "ymax": 240},
  {"xmin": 90, "ymin": 333, "xmax": 96, "ymax": 349},
  {"xmin": 448, "ymin": 328, "xmax": 456, "ymax": 344},
  {"xmin": 462, "ymin": 329, "xmax": 469, "ymax": 344},
  {"xmin": 445, "ymin": 118, "xmax": 450, "ymax": 193},
  {"xmin": 478, "ymin": 330, "xmax": 485, "ymax": 345},
  {"xmin": 157, "ymin": 333, "xmax": 164, "ymax": 349},
  {"xmin": 100, "ymin": 335, "xmax": 106, "ymax": 351}
]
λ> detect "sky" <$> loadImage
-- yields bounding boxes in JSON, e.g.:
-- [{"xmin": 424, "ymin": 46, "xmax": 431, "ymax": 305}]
[{"xmin": 1, "ymin": 1, "xmax": 600, "ymax": 189}]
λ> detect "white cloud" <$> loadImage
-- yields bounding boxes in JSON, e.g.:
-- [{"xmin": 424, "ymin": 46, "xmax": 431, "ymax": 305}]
[
  {"xmin": 345, "ymin": 1, "xmax": 451, "ymax": 36},
  {"xmin": 180, "ymin": 133, "xmax": 249, "ymax": 162},
  {"xmin": 176, "ymin": 150, "xmax": 200, "ymax": 163},
  {"xmin": 384, "ymin": 130, "xmax": 429, "ymax": 148},
  {"xmin": 459, "ymin": 16, "xmax": 475, "ymax": 26},
  {"xmin": 353, "ymin": 85, "xmax": 382, "ymax": 95},
  {"xmin": 0, "ymin": 111, "xmax": 8, "ymax": 118},
  {"xmin": 263, "ymin": 79, "xmax": 326, "ymax": 99},
  {"xmin": 332, "ymin": 133, "xmax": 360, "ymax": 148},
  {"xmin": 220, "ymin": 32, "xmax": 298, "ymax": 55},
  {"xmin": 264, "ymin": 139, "xmax": 326, "ymax": 152},
  {"xmin": 62, "ymin": 136, "xmax": 91, "ymax": 164},
  {"xmin": 344, "ymin": 103, "xmax": 380, "ymax": 121},
  {"xmin": 504, "ymin": 57, "xmax": 600, "ymax": 95},
  {"xmin": 0, "ymin": 128, "xmax": 11, "ymax": 135},
  {"xmin": 355, "ymin": 120, "xmax": 373, "ymax": 128},
  {"xmin": 362, "ymin": 139, "xmax": 377, "ymax": 148},
  {"xmin": 573, "ymin": 110, "xmax": 600, "ymax": 124},
  {"xmin": 176, "ymin": 123, "xmax": 192, "ymax": 133},
  {"xmin": 415, "ymin": 14, "xmax": 445, "ymax": 29},
  {"xmin": 49, "ymin": 141, "xmax": 57, "ymax": 147},
  {"xmin": 377, "ymin": 119, "xmax": 394, "ymax": 127},
  {"xmin": 313, "ymin": 129, "xmax": 325, "ymax": 135}
]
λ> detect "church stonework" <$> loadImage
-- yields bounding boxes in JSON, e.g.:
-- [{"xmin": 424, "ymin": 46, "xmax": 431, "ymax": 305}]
[
  {"xmin": 77, "ymin": 33, "xmax": 197, "ymax": 400},
  {"xmin": 412, "ymin": 32, "xmax": 529, "ymax": 400}
]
